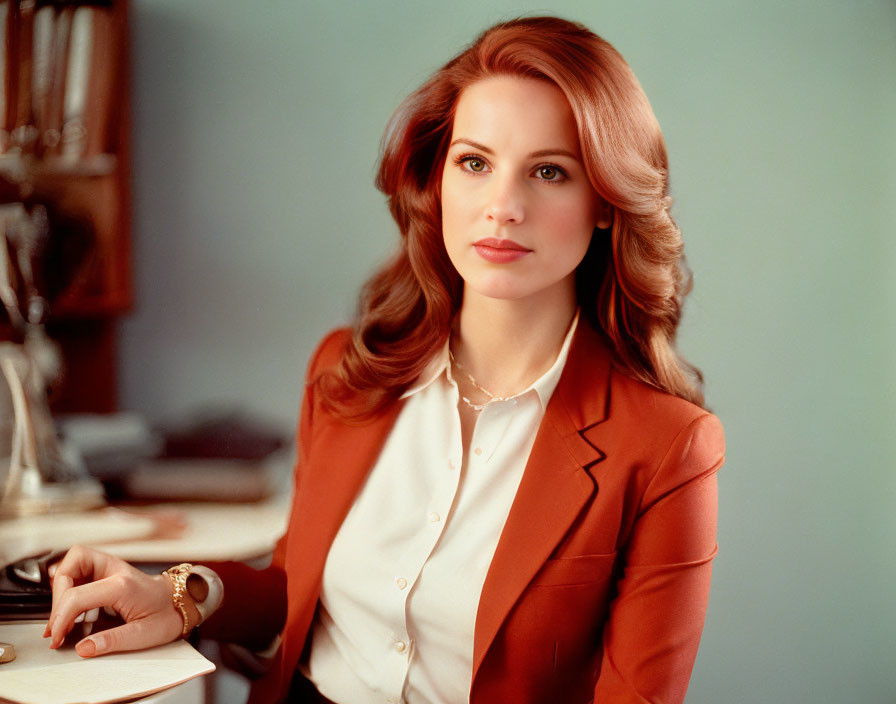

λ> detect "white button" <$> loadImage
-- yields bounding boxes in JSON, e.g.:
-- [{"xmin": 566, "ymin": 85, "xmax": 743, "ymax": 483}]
[
  {"xmin": 428, "ymin": 512, "xmax": 440, "ymax": 523},
  {"xmin": 395, "ymin": 576, "xmax": 407, "ymax": 590},
  {"xmin": 474, "ymin": 447, "xmax": 483, "ymax": 456},
  {"xmin": 394, "ymin": 640, "xmax": 406, "ymax": 653}
]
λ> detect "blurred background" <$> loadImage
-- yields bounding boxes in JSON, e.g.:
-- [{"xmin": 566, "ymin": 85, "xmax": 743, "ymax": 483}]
[{"xmin": 118, "ymin": 0, "xmax": 893, "ymax": 701}]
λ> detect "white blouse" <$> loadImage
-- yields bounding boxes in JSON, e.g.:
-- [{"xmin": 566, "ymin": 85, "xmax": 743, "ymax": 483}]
[{"xmin": 303, "ymin": 313, "xmax": 579, "ymax": 704}]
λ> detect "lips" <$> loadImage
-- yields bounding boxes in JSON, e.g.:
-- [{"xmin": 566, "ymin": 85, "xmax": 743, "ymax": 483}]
[
  {"xmin": 473, "ymin": 237, "xmax": 530, "ymax": 251},
  {"xmin": 473, "ymin": 237, "xmax": 531, "ymax": 263}
]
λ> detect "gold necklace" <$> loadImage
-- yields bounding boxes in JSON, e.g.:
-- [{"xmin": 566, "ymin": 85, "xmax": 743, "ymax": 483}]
[{"xmin": 448, "ymin": 346, "xmax": 513, "ymax": 411}]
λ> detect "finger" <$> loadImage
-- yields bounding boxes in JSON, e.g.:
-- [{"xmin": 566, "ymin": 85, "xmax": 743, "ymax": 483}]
[
  {"xmin": 45, "ymin": 561, "xmax": 61, "ymax": 632},
  {"xmin": 48, "ymin": 545, "xmax": 96, "ymax": 631},
  {"xmin": 51, "ymin": 545, "xmax": 117, "ymax": 584},
  {"xmin": 48, "ymin": 546, "xmax": 127, "ymax": 637},
  {"xmin": 48, "ymin": 578, "xmax": 124, "ymax": 649},
  {"xmin": 76, "ymin": 616, "xmax": 175, "ymax": 658},
  {"xmin": 46, "ymin": 574, "xmax": 74, "ymax": 638}
]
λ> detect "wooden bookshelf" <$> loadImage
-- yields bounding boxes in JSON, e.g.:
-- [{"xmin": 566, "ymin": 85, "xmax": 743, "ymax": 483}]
[{"xmin": 0, "ymin": 0, "xmax": 132, "ymax": 412}]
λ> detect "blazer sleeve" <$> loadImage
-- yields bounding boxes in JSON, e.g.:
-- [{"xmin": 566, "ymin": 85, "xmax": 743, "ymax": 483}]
[
  {"xmin": 197, "ymin": 329, "xmax": 345, "ymax": 649},
  {"xmin": 593, "ymin": 412, "xmax": 725, "ymax": 703}
]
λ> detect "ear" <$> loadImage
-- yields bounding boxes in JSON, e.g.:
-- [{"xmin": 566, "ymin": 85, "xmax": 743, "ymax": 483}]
[{"xmin": 595, "ymin": 199, "xmax": 613, "ymax": 230}]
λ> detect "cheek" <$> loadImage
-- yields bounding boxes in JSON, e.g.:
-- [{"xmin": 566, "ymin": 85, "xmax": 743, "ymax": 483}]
[
  {"xmin": 439, "ymin": 174, "xmax": 474, "ymax": 244},
  {"xmin": 439, "ymin": 171, "xmax": 454, "ymax": 222},
  {"xmin": 543, "ymin": 192, "xmax": 598, "ymax": 250}
]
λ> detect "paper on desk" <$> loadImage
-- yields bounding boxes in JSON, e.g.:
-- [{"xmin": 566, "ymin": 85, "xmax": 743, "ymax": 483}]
[{"xmin": 0, "ymin": 622, "xmax": 214, "ymax": 704}]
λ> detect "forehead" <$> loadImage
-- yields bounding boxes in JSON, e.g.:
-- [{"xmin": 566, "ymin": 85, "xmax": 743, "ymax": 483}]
[{"xmin": 450, "ymin": 76, "xmax": 580, "ymax": 154}]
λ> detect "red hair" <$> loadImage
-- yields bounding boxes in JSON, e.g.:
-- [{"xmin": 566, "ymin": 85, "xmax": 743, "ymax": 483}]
[{"xmin": 319, "ymin": 16, "xmax": 704, "ymax": 417}]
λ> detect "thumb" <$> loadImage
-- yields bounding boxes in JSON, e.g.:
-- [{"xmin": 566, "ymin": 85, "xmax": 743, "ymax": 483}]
[{"xmin": 75, "ymin": 617, "xmax": 176, "ymax": 658}]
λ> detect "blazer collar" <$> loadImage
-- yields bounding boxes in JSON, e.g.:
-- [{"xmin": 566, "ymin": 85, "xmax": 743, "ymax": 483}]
[{"xmin": 471, "ymin": 320, "xmax": 614, "ymax": 680}]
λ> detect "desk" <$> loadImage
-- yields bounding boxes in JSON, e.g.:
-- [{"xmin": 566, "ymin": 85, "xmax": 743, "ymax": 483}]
[
  {"xmin": 95, "ymin": 495, "xmax": 292, "ymax": 563},
  {"xmin": 1, "ymin": 494, "xmax": 292, "ymax": 566},
  {"xmin": 1, "ymin": 493, "xmax": 292, "ymax": 704}
]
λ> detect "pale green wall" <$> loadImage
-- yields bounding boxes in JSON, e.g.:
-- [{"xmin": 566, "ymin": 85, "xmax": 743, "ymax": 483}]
[{"xmin": 121, "ymin": 1, "xmax": 896, "ymax": 701}]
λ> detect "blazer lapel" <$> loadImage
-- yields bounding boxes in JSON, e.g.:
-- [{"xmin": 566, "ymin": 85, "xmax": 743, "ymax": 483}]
[
  {"xmin": 472, "ymin": 323, "xmax": 613, "ymax": 679},
  {"xmin": 280, "ymin": 400, "xmax": 405, "ymax": 685},
  {"xmin": 295, "ymin": 400, "xmax": 406, "ymax": 566}
]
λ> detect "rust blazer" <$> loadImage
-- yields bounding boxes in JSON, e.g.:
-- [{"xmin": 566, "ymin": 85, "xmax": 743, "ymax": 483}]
[{"xmin": 203, "ymin": 321, "xmax": 725, "ymax": 704}]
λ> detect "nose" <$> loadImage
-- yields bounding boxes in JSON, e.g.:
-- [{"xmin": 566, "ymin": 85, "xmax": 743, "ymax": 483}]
[{"xmin": 485, "ymin": 173, "xmax": 525, "ymax": 225}]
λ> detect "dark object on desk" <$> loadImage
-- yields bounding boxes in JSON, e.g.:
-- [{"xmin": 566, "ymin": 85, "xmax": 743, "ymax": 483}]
[
  {"xmin": 102, "ymin": 410, "xmax": 289, "ymax": 503},
  {"xmin": 161, "ymin": 410, "xmax": 286, "ymax": 461},
  {"xmin": 58, "ymin": 412, "xmax": 160, "ymax": 479},
  {"xmin": 0, "ymin": 551, "xmax": 125, "ymax": 637},
  {"xmin": 0, "ymin": 550, "xmax": 58, "ymax": 620},
  {"xmin": 113, "ymin": 458, "xmax": 281, "ymax": 503}
]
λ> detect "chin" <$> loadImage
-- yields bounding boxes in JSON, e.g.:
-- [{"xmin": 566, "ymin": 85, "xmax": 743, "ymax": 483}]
[{"xmin": 464, "ymin": 278, "xmax": 540, "ymax": 302}]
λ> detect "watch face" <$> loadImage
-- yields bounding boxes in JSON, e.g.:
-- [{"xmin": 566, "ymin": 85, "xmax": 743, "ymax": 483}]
[{"xmin": 186, "ymin": 573, "xmax": 209, "ymax": 603}]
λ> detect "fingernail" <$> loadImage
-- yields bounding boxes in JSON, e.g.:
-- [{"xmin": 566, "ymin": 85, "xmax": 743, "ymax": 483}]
[{"xmin": 76, "ymin": 638, "xmax": 96, "ymax": 657}]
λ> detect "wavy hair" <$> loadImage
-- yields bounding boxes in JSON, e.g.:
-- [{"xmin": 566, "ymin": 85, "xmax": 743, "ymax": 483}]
[{"xmin": 319, "ymin": 15, "xmax": 704, "ymax": 417}]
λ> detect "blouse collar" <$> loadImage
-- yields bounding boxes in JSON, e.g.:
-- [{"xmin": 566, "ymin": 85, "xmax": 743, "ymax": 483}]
[{"xmin": 401, "ymin": 310, "xmax": 580, "ymax": 411}]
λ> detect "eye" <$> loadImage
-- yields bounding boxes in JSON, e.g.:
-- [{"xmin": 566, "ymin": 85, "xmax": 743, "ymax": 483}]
[
  {"xmin": 466, "ymin": 158, "xmax": 486, "ymax": 172},
  {"xmin": 454, "ymin": 154, "xmax": 490, "ymax": 174},
  {"xmin": 535, "ymin": 164, "xmax": 567, "ymax": 182}
]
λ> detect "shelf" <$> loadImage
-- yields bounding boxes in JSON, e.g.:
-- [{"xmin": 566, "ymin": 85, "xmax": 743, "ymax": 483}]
[
  {"xmin": 0, "ymin": 0, "xmax": 132, "ymax": 412},
  {"xmin": 0, "ymin": 152, "xmax": 118, "ymax": 179}
]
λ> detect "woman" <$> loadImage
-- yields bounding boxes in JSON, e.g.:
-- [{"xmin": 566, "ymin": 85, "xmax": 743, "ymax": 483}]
[{"xmin": 45, "ymin": 16, "xmax": 724, "ymax": 704}]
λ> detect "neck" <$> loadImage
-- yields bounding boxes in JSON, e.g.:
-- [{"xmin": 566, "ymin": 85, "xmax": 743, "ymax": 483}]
[{"xmin": 452, "ymin": 286, "xmax": 577, "ymax": 398}]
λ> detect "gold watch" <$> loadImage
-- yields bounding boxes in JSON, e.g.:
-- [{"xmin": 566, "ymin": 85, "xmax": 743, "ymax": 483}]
[{"xmin": 162, "ymin": 563, "xmax": 197, "ymax": 636}]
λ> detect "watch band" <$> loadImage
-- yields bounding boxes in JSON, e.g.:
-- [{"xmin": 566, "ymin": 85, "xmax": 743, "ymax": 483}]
[{"xmin": 162, "ymin": 563, "xmax": 194, "ymax": 636}]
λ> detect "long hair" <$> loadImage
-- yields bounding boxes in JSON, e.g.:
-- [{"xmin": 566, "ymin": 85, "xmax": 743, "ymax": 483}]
[{"xmin": 319, "ymin": 16, "xmax": 705, "ymax": 417}]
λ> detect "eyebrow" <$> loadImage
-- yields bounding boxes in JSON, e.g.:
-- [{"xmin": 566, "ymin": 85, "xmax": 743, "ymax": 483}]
[{"xmin": 449, "ymin": 138, "xmax": 579, "ymax": 161}]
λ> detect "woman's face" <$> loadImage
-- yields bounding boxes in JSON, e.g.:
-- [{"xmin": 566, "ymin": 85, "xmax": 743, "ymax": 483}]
[{"xmin": 440, "ymin": 76, "xmax": 607, "ymax": 305}]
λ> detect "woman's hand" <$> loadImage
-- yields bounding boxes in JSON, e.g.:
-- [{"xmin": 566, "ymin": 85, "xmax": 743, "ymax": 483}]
[{"xmin": 43, "ymin": 545, "xmax": 184, "ymax": 657}]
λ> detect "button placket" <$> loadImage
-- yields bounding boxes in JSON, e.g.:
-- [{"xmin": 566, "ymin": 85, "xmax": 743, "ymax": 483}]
[
  {"xmin": 381, "ymin": 631, "xmax": 411, "ymax": 702},
  {"xmin": 391, "ymin": 444, "xmax": 459, "ymax": 627},
  {"xmin": 471, "ymin": 397, "xmax": 519, "ymax": 464}
]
